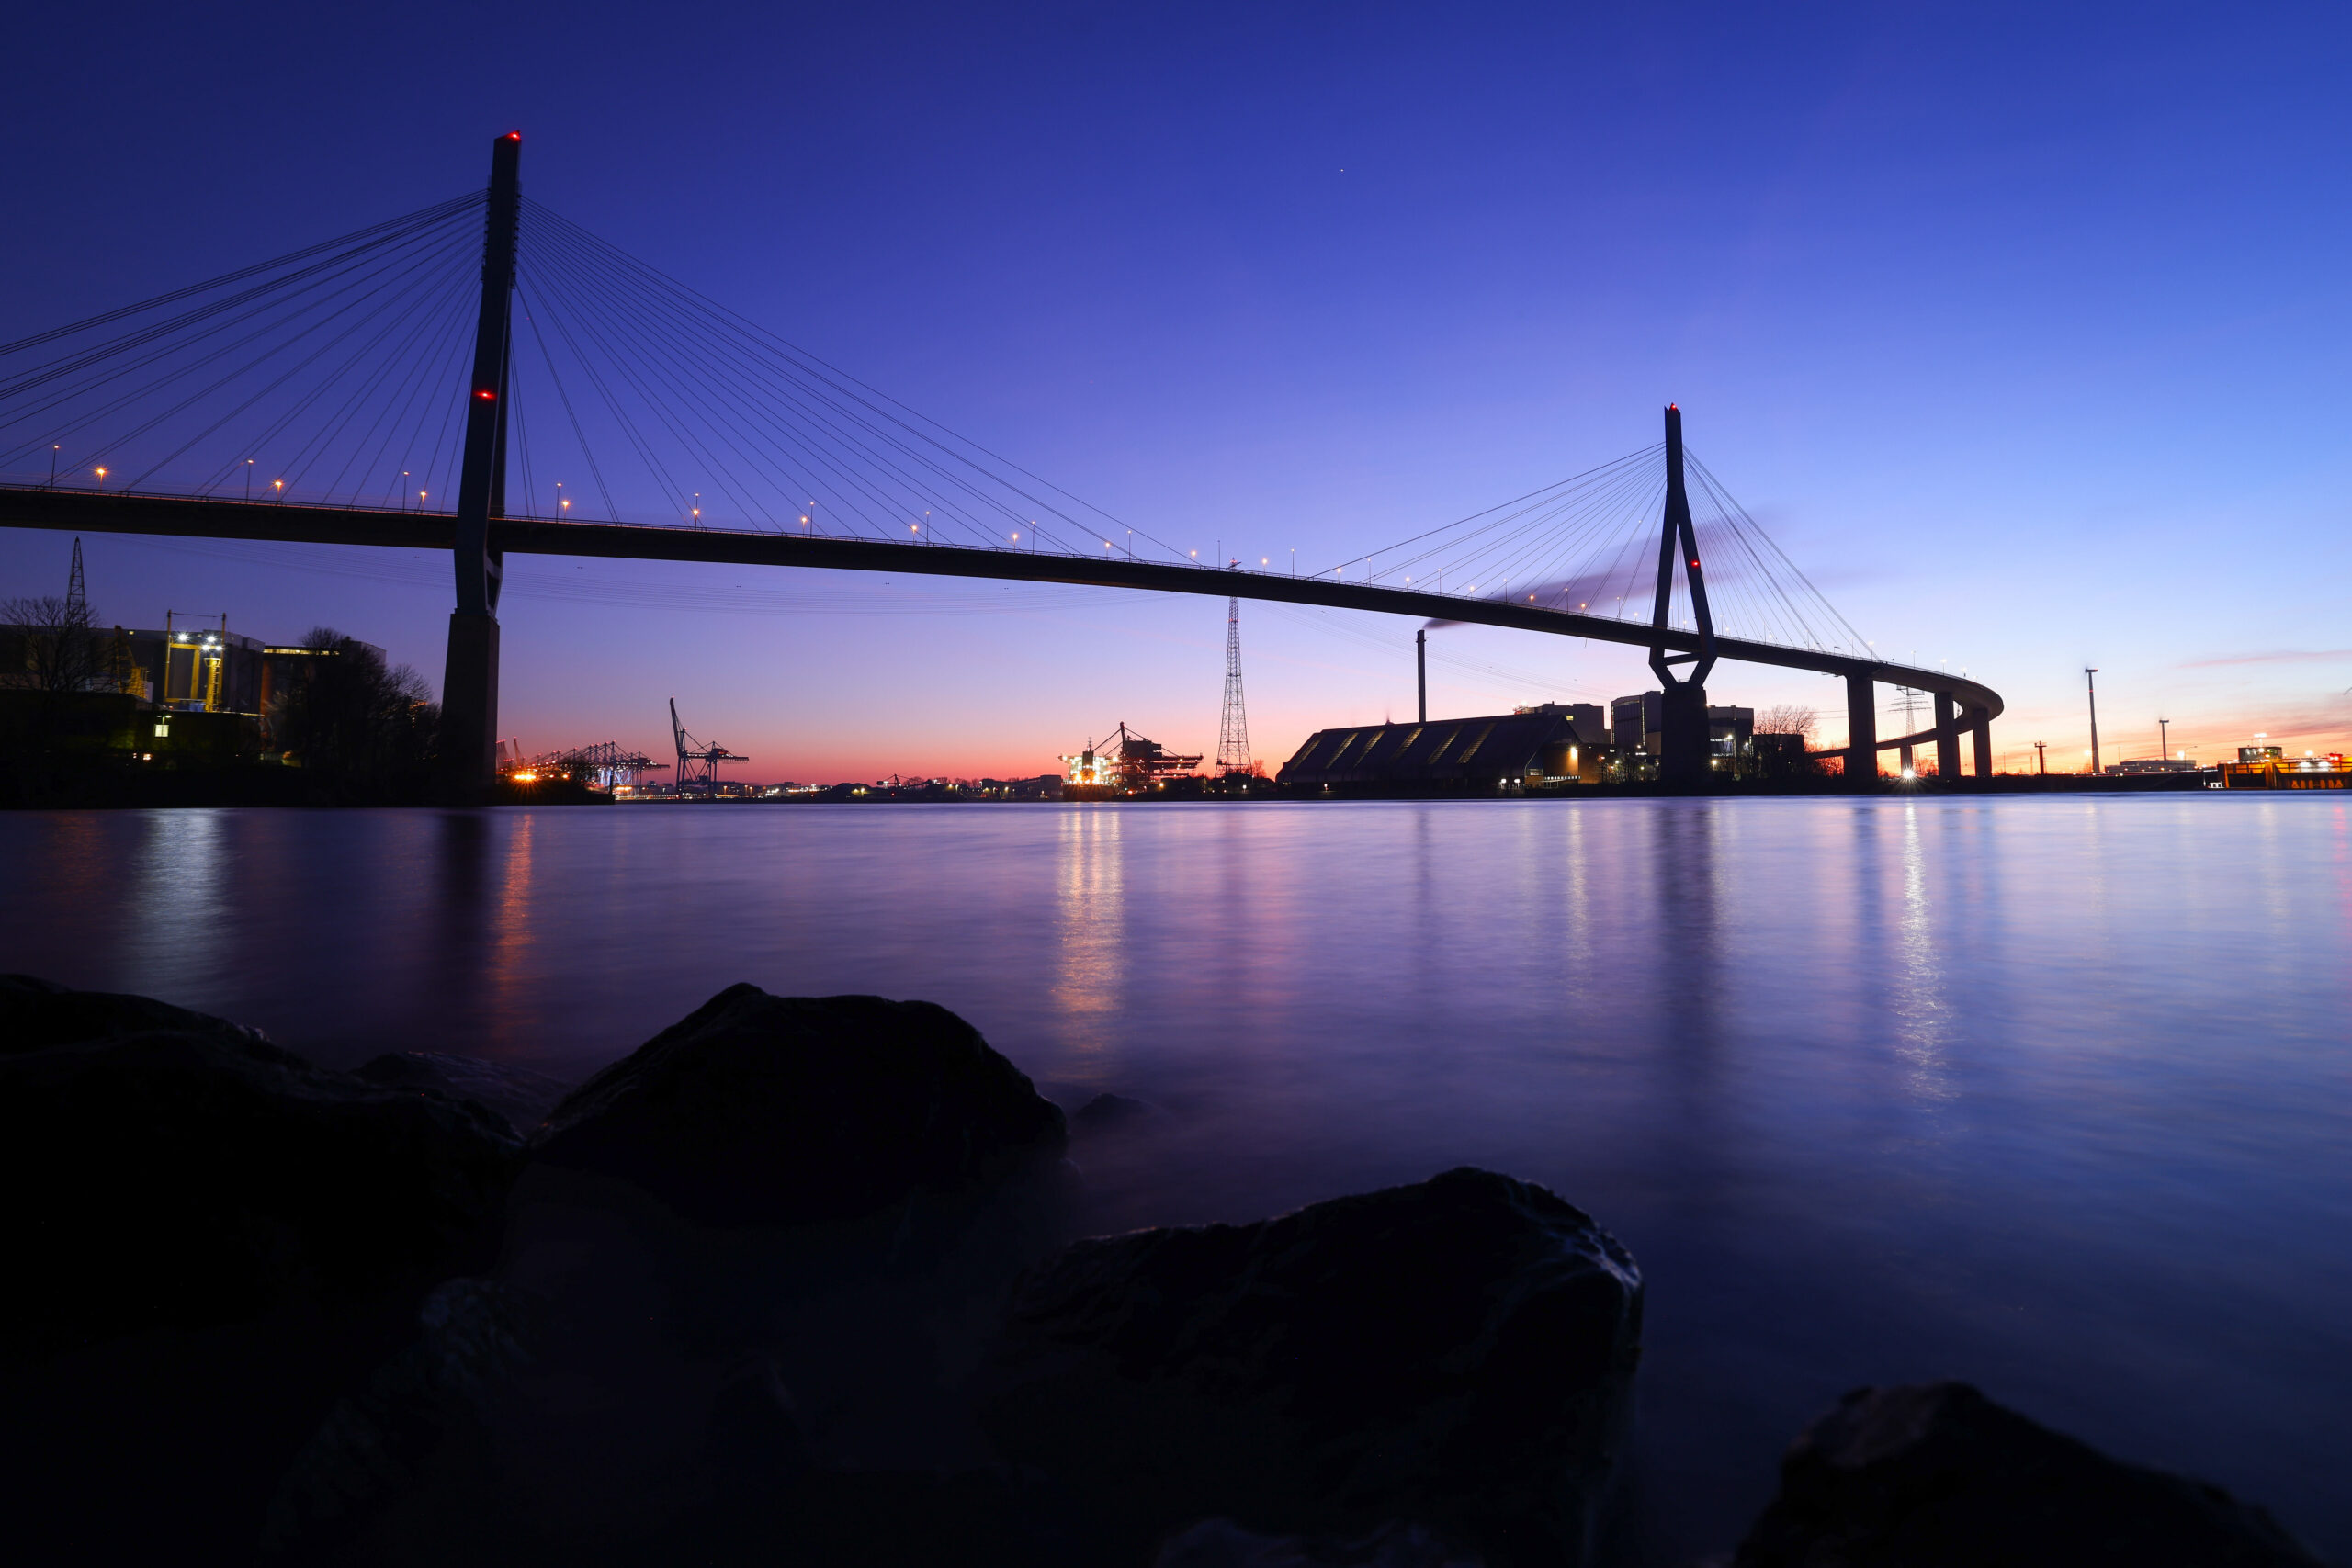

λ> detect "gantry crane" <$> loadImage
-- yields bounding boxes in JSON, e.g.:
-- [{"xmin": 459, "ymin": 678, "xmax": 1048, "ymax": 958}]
[{"xmin": 670, "ymin": 698, "xmax": 748, "ymax": 796}]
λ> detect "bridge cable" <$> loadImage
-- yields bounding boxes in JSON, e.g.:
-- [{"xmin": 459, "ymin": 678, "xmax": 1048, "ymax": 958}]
[{"xmin": 0, "ymin": 191, "xmax": 482, "ymax": 361}]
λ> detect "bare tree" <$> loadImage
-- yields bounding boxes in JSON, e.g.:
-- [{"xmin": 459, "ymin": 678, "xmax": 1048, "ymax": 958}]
[
  {"xmin": 1, "ymin": 592, "xmax": 107, "ymax": 698},
  {"xmin": 1755, "ymin": 704, "xmax": 1819, "ymax": 739}
]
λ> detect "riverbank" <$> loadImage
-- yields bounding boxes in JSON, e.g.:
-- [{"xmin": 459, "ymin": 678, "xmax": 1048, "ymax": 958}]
[{"xmin": 1, "ymin": 762, "xmax": 613, "ymax": 808}]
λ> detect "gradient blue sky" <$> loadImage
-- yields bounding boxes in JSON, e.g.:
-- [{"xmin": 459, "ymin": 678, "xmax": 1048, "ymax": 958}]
[{"xmin": 5, "ymin": 0, "xmax": 2346, "ymax": 778}]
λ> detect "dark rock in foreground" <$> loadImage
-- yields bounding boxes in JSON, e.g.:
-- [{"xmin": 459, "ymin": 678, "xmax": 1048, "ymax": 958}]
[
  {"xmin": 982, "ymin": 1167, "xmax": 1643, "ymax": 1568},
  {"xmin": 0, "ymin": 993, "xmax": 522, "ymax": 1349},
  {"xmin": 0, "ymin": 977, "xmax": 528, "ymax": 1566},
  {"xmin": 263, "ymin": 1277, "xmax": 538, "ymax": 1558},
  {"xmin": 1735, "ymin": 1381, "xmax": 2327, "ymax": 1568},
  {"xmin": 356, "ymin": 1049, "xmax": 578, "ymax": 1138},
  {"xmin": 2, "ymin": 970, "xmax": 266, "ymax": 1053},
  {"xmin": 532, "ymin": 985, "xmax": 1067, "ymax": 1227}
]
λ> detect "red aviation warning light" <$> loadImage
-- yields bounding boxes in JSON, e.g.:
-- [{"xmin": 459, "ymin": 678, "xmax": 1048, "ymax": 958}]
[{"xmin": 476, "ymin": 389, "xmax": 496, "ymax": 400}]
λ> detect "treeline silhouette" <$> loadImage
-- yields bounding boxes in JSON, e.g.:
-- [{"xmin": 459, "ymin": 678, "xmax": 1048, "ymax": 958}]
[{"xmin": 269, "ymin": 627, "xmax": 440, "ymax": 803}]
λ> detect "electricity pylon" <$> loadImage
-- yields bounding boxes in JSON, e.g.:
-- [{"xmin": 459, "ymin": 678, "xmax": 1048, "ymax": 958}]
[{"xmin": 1216, "ymin": 593, "xmax": 1251, "ymax": 774}]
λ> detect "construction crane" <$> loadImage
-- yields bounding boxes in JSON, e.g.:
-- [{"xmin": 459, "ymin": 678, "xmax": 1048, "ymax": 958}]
[{"xmin": 670, "ymin": 698, "xmax": 748, "ymax": 797}]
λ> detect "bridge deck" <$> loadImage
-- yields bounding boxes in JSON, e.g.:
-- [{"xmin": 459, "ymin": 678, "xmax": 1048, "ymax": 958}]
[{"xmin": 1, "ymin": 486, "xmax": 2002, "ymax": 738}]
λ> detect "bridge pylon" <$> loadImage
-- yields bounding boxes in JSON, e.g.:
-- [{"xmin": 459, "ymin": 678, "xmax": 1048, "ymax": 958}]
[
  {"xmin": 438, "ymin": 131, "xmax": 522, "ymax": 801},
  {"xmin": 1647, "ymin": 405, "xmax": 1715, "ymax": 787}
]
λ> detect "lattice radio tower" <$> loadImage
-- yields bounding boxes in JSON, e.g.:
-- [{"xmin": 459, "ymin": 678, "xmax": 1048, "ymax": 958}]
[{"xmin": 1216, "ymin": 592, "xmax": 1251, "ymax": 774}]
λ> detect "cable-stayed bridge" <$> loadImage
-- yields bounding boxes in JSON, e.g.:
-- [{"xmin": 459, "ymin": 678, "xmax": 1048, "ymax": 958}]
[{"xmin": 0, "ymin": 133, "xmax": 1998, "ymax": 793}]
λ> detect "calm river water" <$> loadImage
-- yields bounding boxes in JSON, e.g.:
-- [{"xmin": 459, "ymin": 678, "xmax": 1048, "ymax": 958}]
[{"xmin": 6, "ymin": 796, "xmax": 2349, "ymax": 1558}]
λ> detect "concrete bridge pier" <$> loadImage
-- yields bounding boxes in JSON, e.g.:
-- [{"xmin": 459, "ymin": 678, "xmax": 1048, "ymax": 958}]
[
  {"xmin": 1935, "ymin": 692, "xmax": 1961, "ymax": 780},
  {"xmin": 1659, "ymin": 682, "xmax": 1711, "ymax": 785},
  {"xmin": 1970, "ymin": 705, "xmax": 1994, "ymax": 778},
  {"xmin": 440, "ymin": 615, "xmax": 500, "ymax": 786},
  {"xmin": 1846, "ymin": 671, "xmax": 1878, "ymax": 788}
]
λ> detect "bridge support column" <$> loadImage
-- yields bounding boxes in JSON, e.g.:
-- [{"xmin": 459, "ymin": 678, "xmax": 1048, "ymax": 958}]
[
  {"xmin": 1934, "ymin": 693, "xmax": 1960, "ymax": 781},
  {"xmin": 440, "ymin": 614, "xmax": 501, "ymax": 788},
  {"xmin": 1416, "ymin": 627, "xmax": 1426, "ymax": 724},
  {"xmin": 438, "ymin": 130, "xmax": 521, "ymax": 803},
  {"xmin": 1660, "ymin": 682, "xmax": 1710, "ymax": 786},
  {"xmin": 1846, "ymin": 671, "xmax": 1878, "ymax": 789},
  {"xmin": 1970, "ymin": 705, "xmax": 1993, "ymax": 779}
]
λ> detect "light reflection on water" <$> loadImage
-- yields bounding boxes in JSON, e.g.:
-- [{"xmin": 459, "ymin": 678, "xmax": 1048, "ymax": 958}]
[
  {"xmin": 5, "ymin": 796, "xmax": 2348, "ymax": 1557},
  {"xmin": 1053, "ymin": 807, "xmax": 1124, "ymax": 1045}
]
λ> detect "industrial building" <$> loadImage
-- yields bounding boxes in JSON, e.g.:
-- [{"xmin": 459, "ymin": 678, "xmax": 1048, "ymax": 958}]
[
  {"xmin": 1277, "ymin": 704, "xmax": 1607, "ymax": 793},
  {"xmin": 119, "ymin": 617, "xmax": 385, "ymax": 735},
  {"xmin": 2217, "ymin": 747, "xmax": 2351, "ymax": 789}
]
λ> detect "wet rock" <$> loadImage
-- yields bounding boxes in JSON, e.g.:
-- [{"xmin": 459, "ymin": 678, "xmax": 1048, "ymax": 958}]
[
  {"xmin": 356, "ymin": 1049, "xmax": 577, "ymax": 1138},
  {"xmin": 1734, "ymin": 1382, "xmax": 2327, "ymax": 1568},
  {"xmin": 1, "ymin": 969, "xmax": 267, "ymax": 1053},
  {"xmin": 0, "ymin": 1014, "xmax": 522, "ymax": 1349},
  {"xmin": 531, "ymin": 985, "xmax": 1068, "ymax": 1227},
  {"xmin": 262, "ymin": 1278, "xmax": 538, "ymax": 1559},
  {"xmin": 0, "ymin": 982, "xmax": 527, "ymax": 1564},
  {"xmin": 980, "ymin": 1167, "xmax": 1643, "ymax": 1568}
]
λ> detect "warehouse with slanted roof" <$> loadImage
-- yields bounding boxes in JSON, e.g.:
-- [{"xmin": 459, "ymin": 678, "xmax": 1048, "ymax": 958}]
[{"xmin": 1276, "ymin": 704, "xmax": 1607, "ymax": 794}]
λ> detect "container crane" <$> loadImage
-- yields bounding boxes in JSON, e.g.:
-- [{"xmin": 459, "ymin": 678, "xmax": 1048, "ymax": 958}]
[{"xmin": 671, "ymin": 698, "xmax": 748, "ymax": 797}]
